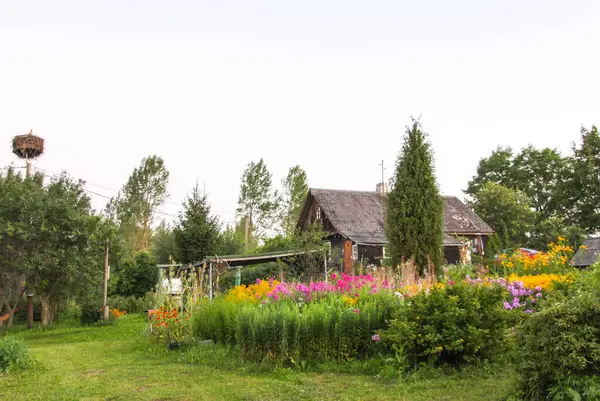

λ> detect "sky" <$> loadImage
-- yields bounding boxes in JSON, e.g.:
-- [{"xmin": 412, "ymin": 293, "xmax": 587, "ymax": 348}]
[{"xmin": 1, "ymin": 1, "xmax": 599, "ymax": 227}]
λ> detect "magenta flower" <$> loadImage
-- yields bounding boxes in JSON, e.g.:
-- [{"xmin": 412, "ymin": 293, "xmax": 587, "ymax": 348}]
[
  {"xmin": 352, "ymin": 309, "xmax": 360, "ymax": 314},
  {"xmin": 371, "ymin": 334, "xmax": 381, "ymax": 342}
]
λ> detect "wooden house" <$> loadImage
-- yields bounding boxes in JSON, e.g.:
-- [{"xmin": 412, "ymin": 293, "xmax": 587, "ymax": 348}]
[{"xmin": 297, "ymin": 188, "xmax": 494, "ymax": 272}]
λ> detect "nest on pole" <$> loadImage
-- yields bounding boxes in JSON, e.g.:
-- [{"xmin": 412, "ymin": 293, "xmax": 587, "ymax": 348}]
[{"xmin": 12, "ymin": 130, "xmax": 44, "ymax": 159}]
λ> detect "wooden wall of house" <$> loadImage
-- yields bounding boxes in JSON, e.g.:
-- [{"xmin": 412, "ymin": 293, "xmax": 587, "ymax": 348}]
[
  {"xmin": 329, "ymin": 237, "xmax": 346, "ymax": 267},
  {"xmin": 302, "ymin": 198, "xmax": 335, "ymax": 233},
  {"xmin": 444, "ymin": 246, "xmax": 461, "ymax": 265},
  {"xmin": 358, "ymin": 245, "xmax": 384, "ymax": 266}
]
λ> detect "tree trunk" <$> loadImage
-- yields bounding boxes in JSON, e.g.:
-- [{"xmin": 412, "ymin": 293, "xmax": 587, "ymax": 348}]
[
  {"xmin": 244, "ymin": 215, "xmax": 250, "ymax": 252},
  {"xmin": 5, "ymin": 302, "xmax": 14, "ymax": 328},
  {"xmin": 41, "ymin": 297, "xmax": 55, "ymax": 327}
]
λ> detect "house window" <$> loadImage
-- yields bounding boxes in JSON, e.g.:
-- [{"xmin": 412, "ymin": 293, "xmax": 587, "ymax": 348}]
[{"xmin": 316, "ymin": 207, "xmax": 321, "ymax": 220}]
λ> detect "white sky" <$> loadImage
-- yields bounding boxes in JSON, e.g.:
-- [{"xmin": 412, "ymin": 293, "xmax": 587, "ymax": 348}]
[{"xmin": 1, "ymin": 1, "xmax": 599, "ymax": 227}]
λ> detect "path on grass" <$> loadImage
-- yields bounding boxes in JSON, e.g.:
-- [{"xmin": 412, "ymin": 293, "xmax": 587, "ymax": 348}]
[{"xmin": 0, "ymin": 315, "xmax": 514, "ymax": 401}]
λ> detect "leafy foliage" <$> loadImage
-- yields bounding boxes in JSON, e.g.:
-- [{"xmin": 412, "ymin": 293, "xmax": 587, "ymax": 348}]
[
  {"xmin": 115, "ymin": 251, "xmax": 158, "ymax": 298},
  {"xmin": 218, "ymin": 222, "xmax": 246, "ymax": 255},
  {"xmin": 116, "ymin": 155, "xmax": 170, "ymax": 252},
  {"xmin": 468, "ymin": 182, "xmax": 536, "ymax": 248},
  {"xmin": 150, "ymin": 220, "xmax": 180, "ymax": 264},
  {"xmin": 0, "ymin": 168, "xmax": 106, "ymax": 326},
  {"xmin": 514, "ymin": 284, "xmax": 600, "ymax": 400},
  {"xmin": 381, "ymin": 283, "xmax": 509, "ymax": 369},
  {"xmin": 386, "ymin": 119, "xmax": 444, "ymax": 274},
  {"xmin": 279, "ymin": 166, "xmax": 309, "ymax": 235},
  {"xmin": 465, "ymin": 146, "xmax": 565, "ymax": 218},
  {"xmin": 236, "ymin": 159, "xmax": 278, "ymax": 250},
  {"xmin": 0, "ymin": 337, "xmax": 30, "ymax": 372},
  {"xmin": 107, "ymin": 294, "xmax": 157, "ymax": 314},
  {"xmin": 563, "ymin": 125, "xmax": 600, "ymax": 233}
]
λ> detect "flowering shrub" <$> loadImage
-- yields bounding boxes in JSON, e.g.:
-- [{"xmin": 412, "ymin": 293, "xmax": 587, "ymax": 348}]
[
  {"xmin": 507, "ymin": 273, "xmax": 573, "ymax": 290},
  {"xmin": 148, "ymin": 305, "xmax": 190, "ymax": 345},
  {"xmin": 499, "ymin": 237, "xmax": 574, "ymax": 275},
  {"xmin": 225, "ymin": 278, "xmax": 280, "ymax": 304},
  {"xmin": 225, "ymin": 274, "xmax": 392, "ymax": 305},
  {"xmin": 465, "ymin": 275, "xmax": 544, "ymax": 313},
  {"xmin": 110, "ymin": 308, "xmax": 127, "ymax": 318},
  {"xmin": 381, "ymin": 282, "xmax": 509, "ymax": 368}
]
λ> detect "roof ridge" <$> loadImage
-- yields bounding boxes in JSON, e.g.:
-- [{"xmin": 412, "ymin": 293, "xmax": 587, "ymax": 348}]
[{"xmin": 311, "ymin": 187, "xmax": 459, "ymax": 200}]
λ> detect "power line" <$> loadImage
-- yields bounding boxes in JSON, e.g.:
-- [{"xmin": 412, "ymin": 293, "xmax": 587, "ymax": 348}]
[{"xmin": 30, "ymin": 166, "xmax": 236, "ymax": 220}]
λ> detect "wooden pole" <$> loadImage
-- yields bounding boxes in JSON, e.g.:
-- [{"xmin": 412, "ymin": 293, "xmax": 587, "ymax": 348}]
[
  {"xmin": 26, "ymin": 294, "xmax": 33, "ymax": 329},
  {"xmin": 209, "ymin": 262, "xmax": 213, "ymax": 302},
  {"xmin": 103, "ymin": 240, "xmax": 109, "ymax": 320}
]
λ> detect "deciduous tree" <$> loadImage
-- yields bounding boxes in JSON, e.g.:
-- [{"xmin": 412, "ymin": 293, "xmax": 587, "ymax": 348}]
[
  {"xmin": 563, "ymin": 126, "xmax": 600, "ymax": 233},
  {"xmin": 236, "ymin": 159, "xmax": 278, "ymax": 251},
  {"xmin": 279, "ymin": 166, "xmax": 308, "ymax": 235},
  {"xmin": 468, "ymin": 182, "xmax": 536, "ymax": 249},
  {"xmin": 116, "ymin": 155, "xmax": 169, "ymax": 252}
]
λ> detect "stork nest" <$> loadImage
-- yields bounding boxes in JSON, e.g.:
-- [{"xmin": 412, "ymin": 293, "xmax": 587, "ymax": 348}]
[{"xmin": 12, "ymin": 132, "xmax": 44, "ymax": 159}]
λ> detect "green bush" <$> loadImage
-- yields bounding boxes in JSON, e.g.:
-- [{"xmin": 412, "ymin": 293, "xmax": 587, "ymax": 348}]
[
  {"xmin": 0, "ymin": 337, "xmax": 30, "ymax": 372},
  {"xmin": 80, "ymin": 303, "xmax": 102, "ymax": 325},
  {"xmin": 107, "ymin": 293, "xmax": 157, "ymax": 314},
  {"xmin": 381, "ymin": 282, "xmax": 508, "ymax": 369},
  {"xmin": 514, "ymin": 289, "xmax": 600, "ymax": 400},
  {"xmin": 192, "ymin": 292, "xmax": 399, "ymax": 363}
]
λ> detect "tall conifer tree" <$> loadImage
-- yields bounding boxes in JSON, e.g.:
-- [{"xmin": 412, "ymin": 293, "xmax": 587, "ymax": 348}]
[{"xmin": 386, "ymin": 119, "xmax": 444, "ymax": 275}]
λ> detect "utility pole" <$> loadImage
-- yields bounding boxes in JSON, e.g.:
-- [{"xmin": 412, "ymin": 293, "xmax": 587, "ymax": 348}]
[
  {"xmin": 103, "ymin": 239, "xmax": 109, "ymax": 320},
  {"xmin": 379, "ymin": 159, "xmax": 386, "ymax": 194}
]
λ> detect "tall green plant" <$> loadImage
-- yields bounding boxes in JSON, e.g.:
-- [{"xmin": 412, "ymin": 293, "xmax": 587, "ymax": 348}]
[{"xmin": 386, "ymin": 119, "xmax": 444, "ymax": 274}]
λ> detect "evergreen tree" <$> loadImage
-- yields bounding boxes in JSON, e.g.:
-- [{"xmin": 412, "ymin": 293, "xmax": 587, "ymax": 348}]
[
  {"xmin": 385, "ymin": 119, "xmax": 444, "ymax": 275},
  {"xmin": 174, "ymin": 184, "xmax": 220, "ymax": 264}
]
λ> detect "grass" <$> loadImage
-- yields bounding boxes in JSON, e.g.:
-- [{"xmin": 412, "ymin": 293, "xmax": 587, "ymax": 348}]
[{"xmin": 0, "ymin": 315, "xmax": 516, "ymax": 401}]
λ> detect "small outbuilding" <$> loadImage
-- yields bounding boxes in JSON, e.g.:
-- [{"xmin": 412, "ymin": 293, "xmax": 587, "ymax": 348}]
[{"xmin": 571, "ymin": 237, "xmax": 600, "ymax": 267}]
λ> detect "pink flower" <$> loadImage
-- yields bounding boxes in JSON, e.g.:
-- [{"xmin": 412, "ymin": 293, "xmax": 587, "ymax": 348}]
[
  {"xmin": 331, "ymin": 274, "xmax": 337, "ymax": 280},
  {"xmin": 352, "ymin": 309, "xmax": 360, "ymax": 314},
  {"xmin": 371, "ymin": 334, "xmax": 381, "ymax": 342}
]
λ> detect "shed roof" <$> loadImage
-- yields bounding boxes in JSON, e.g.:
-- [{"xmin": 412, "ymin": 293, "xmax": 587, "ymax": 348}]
[
  {"xmin": 571, "ymin": 237, "xmax": 600, "ymax": 267},
  {"xmin": 194, "ymin": 250, "xmax": 302, "ymax": 268},
  {"xmin": 300, "ymin": 188, "xmax": 493, "ymax": 246}
]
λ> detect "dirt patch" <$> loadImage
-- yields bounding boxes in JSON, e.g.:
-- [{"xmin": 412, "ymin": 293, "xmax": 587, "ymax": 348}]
[
  {"xmin": 84, "ymin": 369, "xmax": 105, "ymax": 376},
  {"xmin": 136, "ymin": 376, "xmax": 148, "ymax": 380}
]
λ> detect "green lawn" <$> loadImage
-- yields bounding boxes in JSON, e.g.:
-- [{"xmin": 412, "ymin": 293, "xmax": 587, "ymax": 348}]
[{"xmin": 1, "ymin": 315, "xmax": 515, "ymax": 401}]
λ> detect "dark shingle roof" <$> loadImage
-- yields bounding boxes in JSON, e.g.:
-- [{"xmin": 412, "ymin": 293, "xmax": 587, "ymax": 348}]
[
  {"xmin": 571, "ymin": 237, "xmax": 600, "ymax": 267},
  {"xmin": 308, "ymin": 188, "xmax": 493, "ymax": 245}
]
